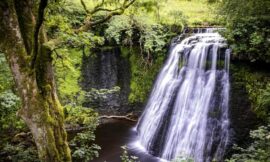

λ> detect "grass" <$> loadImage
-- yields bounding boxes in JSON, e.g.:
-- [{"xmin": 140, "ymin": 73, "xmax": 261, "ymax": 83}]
[
  {"xmin": 66, "ymin": 0, "xmax": 219, "ymax": 27},
  {"xmin": 159, "ymin": 0, "xmax": 218, "ymax": 26}
]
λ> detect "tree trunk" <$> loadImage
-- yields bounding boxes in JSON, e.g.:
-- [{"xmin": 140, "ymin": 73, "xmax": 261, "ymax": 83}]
[{"xmin": 0, "ymin": 1, "xmax": 71, "ymax": 161}]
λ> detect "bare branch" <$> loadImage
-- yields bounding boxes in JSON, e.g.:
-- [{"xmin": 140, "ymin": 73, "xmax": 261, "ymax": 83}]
[
  {"xmin": 80, "ymin": 0, "xmax": 90, "ymax": 14},
  {"xmin": 90, "ymin": 0, "xmax": 105, "ymax": 14}
]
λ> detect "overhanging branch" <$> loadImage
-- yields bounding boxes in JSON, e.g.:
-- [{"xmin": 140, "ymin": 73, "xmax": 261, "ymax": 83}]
[
  {"xmin": 80, "ymin": 0, "xmax": 90, "ymax": 14},
  {"xmin": 78, "ymin": 0, "xmax": 136, "ymax": 31}
]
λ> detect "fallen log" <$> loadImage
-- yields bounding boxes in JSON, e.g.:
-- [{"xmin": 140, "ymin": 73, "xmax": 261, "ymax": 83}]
[{"xmin": 98, "ymin": 113, "xmax": 137, "ymax": 122}]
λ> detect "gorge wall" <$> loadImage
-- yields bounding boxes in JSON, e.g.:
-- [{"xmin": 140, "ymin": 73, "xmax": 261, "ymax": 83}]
[{"xmin": 80, "ymin": 47, "xmax": 131, "ymax": 113}]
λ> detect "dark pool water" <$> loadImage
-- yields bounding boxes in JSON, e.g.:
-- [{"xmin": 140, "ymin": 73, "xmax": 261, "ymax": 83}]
[{"xmin": 92, "ymin": 119, "xmax": 162, "ymax": 162}]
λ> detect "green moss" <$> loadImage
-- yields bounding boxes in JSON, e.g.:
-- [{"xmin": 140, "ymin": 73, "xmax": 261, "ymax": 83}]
[
  {"xmin": 14, "ymin": 1, "xmax": 35, "ymax": 55},
  {"xmin": 35, "ymin": 45, "xmax": 53, "ymax": 96},
  {"xmin": 121, "ymin": 47, "xmax": 165, "ymax": 103},
  {"xmin": 54, "ymin": 48, "xmax": 83, "ymax": 104},
  {"xmin": 30, "ymin": 97, "xmax": 71, "ymax": 162}
]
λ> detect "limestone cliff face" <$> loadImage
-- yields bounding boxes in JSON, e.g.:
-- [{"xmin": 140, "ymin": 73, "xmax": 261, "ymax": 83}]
[{"xmin": 81, "ymin": 47, "xmax": 131, "ymax": 110}]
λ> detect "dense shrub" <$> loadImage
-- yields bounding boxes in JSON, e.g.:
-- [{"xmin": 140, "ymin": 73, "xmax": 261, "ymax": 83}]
[
  {"xmin": 0, "ymin": 91, "xmax": 24, "ymax": 132},
  {"xmin": 219, "ymin": 0, "xmax": 270, "ymax": 62},
  {"xmin": 226, "ymin": 125, "xmax": 270, "ymax": 162}
]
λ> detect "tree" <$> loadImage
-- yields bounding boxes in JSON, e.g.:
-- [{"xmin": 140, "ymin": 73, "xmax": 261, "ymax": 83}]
[
  {"xmin": 218, "ymin": 0, "xmax": 270, "ymax": 62},
  {"xmin": 0, "ymin": 0, "xmax": 135, "ymax": 161},
  {"xmin": 0, "ymin": 0, "xmax": 71, "ymax": 161}
]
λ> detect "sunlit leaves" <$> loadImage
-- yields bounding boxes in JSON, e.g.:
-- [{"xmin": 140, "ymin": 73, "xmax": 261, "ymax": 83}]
[
  {"xmin": 105, "ymin": 15, "xmax": 133, "ymax": 44},
  {"xmin": 105, "ymin": 15, "xmax": 169, "ymax": 55},
  {"xmin": 53, "ymin": 49, "xmax": 83, "ymax": 104},
  {"xmin": 168, "ymin": 10, "xmax": 187, "ymax": 29}
]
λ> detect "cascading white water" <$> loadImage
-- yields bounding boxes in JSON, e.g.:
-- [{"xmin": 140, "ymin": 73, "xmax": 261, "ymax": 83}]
[{"xmin": 136, "ymin": 29, "xmax": 230, "ymax": 162}]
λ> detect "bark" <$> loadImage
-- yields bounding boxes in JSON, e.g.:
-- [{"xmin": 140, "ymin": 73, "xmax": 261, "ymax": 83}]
[{"xmin": 0, "ymin": 1, "xmax": 71, "ymax": 161}]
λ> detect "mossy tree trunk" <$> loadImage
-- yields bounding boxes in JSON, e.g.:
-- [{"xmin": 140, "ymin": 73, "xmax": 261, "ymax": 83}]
[{"xmin": 0, "ymin": 1, "xmax": 71, "ymax": 161}]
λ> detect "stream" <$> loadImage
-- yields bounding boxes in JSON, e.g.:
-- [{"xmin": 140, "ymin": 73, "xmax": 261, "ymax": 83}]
[{"xmin": 93, "ymin": 119, "xmax": 160, "ymax": 162}]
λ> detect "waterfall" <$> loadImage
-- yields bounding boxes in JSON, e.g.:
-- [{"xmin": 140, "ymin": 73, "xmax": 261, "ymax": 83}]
[{"xmin": 136, "ymin": 29, "xmax": 230, "ymax": 162}]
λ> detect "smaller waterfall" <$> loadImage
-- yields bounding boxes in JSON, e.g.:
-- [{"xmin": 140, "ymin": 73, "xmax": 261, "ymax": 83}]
[{"xmin": 136, "ymin": 29, "xmax": 230, "ymax": 162}]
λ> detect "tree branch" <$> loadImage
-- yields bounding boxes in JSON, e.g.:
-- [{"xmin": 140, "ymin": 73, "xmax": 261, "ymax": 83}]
[
  {"xmin": 89, "ymin": 0, "xmax": 105, "ymax": 14},
  {"xmin": 91, "ymin": 0, "xmax": 136, "ymax": 26},
  {"xmin": 90, "ymin": 10, "xmax": 124, "ymax": 26},
  {"xmin": 31, "ymin": 0, "xmax": 48, "ymax": 69},
  {"xmin": 78, "ymin": 0, "xmax": 136, "ymax": 31},
  {"xmin": 14, "ymin": 0, "xmax": 35, "ymax": 56},
  {"xmin": 80, "ymin": 0, "xmax": 90, "ymax": 14},
  {"xmin": 0, "ymin": 0, "xmax": 29, "ymax": 66}
]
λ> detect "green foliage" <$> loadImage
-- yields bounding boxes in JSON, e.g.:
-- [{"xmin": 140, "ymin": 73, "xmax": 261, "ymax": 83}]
[
  {"xmin": 45, "ymin": 0, "xmax": 105, "ymax": 48},
  {"xmin": 84, "ymin": 86, "xmax": 121, "ymax": 105},
  {"xmin": 105, "ymin": 15, "xmax": 170, "ymax": 55},
  {"xmin": 0, "ymin": 53, "xmax": 13, "ymax": 92},
  {"xmin": 1, "ymin": 143, "xmax": 39, "ymax": 162},
  {"xmin": 105, "ymin": 15, "xmax": 133, "ymax": 45},
  {"xmin": 121, "ymin": 47, "xmax": 164, "ymax": 103},
  {"xmin": 0, "ymin": 91, "xmax": 24, "ymax": 131},
  {"xmin": 221, "ymin": 18, "xmax": 270, "ymax": 62},
  {"xmin": 218, "ymin": 0, "xmax": 270, "ymax": 62},
  {"xmin": 120, "ymin": 146, "xmax": 139, "ymax": 162},
  {"xmin": 257, "ymin": 84, "xmax": 270, "ymax": 119},
  {"xmin": 54, "ymin": 48, "xmax": 85, "ymax": 105},
  {"xmin": 226, "ymin": 125, "xmax": 270, "ymax": 162},
  {"xmin": 168, "ymin": 10, "xmax": 188, "ymax": 29},
  {"xmin": 232, "ymin": 65, "xmax": 270, "ymax": 121},
  {"xmin": 64, "ymin": 105, "xmax": 98, "ymax": 127},
  {"xmin": 66, "ymin": 106, "xmax": 100, "ymax": 162},
  {"xmin": 70, "ymin": 131, "xmax": 101, "ymax": 162},
  {"xmin": 138, "ymin": 23, "xmax": 168, "ymax": 54}
]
